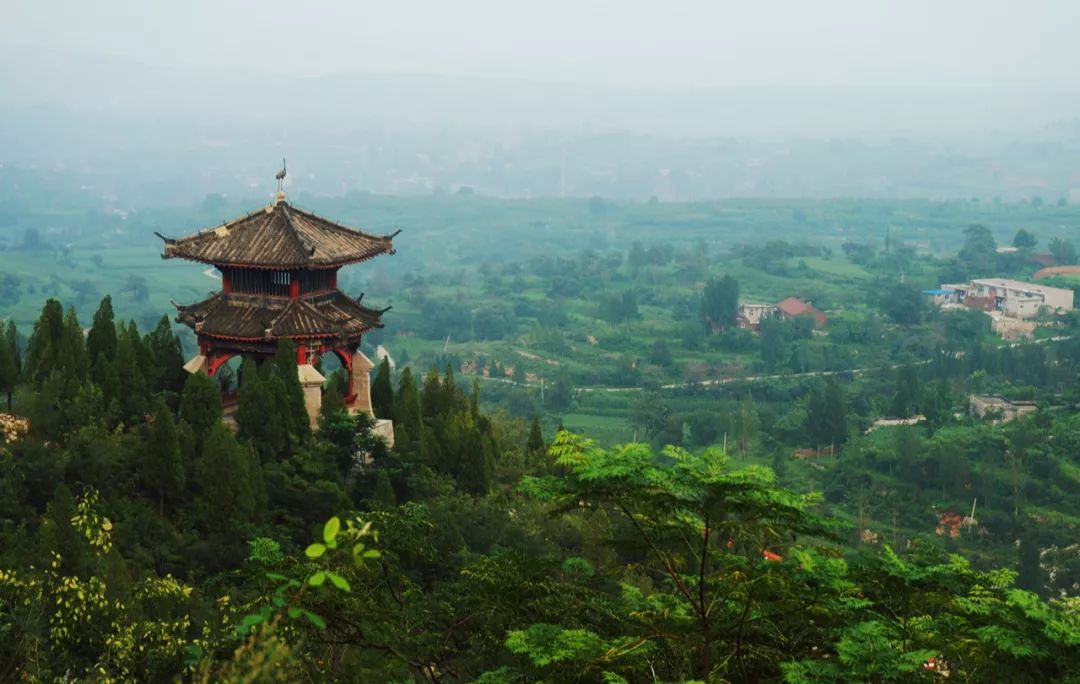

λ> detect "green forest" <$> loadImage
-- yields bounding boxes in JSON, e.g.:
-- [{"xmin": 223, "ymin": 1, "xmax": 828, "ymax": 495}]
[{"xmin": 1, "ymin": 181, "xmax": 1080, "ymax": 682}]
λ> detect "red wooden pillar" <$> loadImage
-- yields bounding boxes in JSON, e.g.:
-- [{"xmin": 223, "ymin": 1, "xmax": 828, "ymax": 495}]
[
  {"xmin": 329, "ymin": 269, "xmax": 338, "ymax": 289},
  {"xmin": 296, "ymin": 341, "xmax": 307, "ymax": 366},
  {"xmin": 337, "ymin": 346, "xmax": 355, "ymax": 400},
  {"xmin": 221, "ymin": 268, "xmax": 232, "ymax": 293},
  {"xmin": 289, "ymin": 272, "xmax": 300, "ymax": 299}
]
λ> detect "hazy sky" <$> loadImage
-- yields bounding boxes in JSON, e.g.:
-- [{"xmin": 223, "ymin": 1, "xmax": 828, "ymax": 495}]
[{"xmin": 6, "ymin": 0, "xmax": 1080, "ymax": 89}]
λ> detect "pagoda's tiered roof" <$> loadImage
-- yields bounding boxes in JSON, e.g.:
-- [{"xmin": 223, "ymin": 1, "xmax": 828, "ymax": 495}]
[
  {"xmin": 161, "ymin": 199, "xmax": 395, "ymax": 269},
  {"xmin": 174, "ymin": 290, "xmax": 384, "ymax": 341}
]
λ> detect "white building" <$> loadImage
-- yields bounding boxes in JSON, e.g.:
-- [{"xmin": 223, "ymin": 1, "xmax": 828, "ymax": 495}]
[{"xmin": 968, "ymin": 278, "xmax": 1074, "ymax": 319}]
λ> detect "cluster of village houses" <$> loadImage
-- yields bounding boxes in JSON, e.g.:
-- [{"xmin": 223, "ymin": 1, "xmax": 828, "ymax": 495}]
[{"xmin": 924, "ymin": 277, "xmax": 1075, "ymax": 339}]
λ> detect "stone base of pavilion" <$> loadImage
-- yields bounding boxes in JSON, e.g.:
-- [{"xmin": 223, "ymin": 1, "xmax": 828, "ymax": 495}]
[{"xmin": 189, "ymin": 353, "xmax": 394, "ymax": 449}]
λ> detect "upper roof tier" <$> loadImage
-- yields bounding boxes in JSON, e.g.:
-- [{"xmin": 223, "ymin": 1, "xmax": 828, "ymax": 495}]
[{"xmin": 161, "ymin": 197, "xmax": 397, "ymax": 269}]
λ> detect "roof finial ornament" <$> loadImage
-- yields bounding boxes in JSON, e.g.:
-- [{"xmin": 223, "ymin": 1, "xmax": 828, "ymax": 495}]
[{"xmin": 274, "ymin": 158, "xmax": 287, "ymax": 204}]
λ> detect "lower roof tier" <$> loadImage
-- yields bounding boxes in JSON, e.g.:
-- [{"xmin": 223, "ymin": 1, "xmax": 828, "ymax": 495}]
[{"xmin": 174, "ymin": 290, "xmax": 384, "ymax": 341}]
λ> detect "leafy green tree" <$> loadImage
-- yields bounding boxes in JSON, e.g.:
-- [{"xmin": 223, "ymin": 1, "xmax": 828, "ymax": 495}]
[
  {"xmin": 1048, "ymin": 236, "xmax": 1078, "ymax": 265},
  {"xmin": 371, "ymin": 356, "xmax": 393, "ymax": 419},
  {"xmin": 1013, "ymin": 229, "xmax": 1037, "ymax": 249},
  {"xmin": 880, "ymin": 283, "xmax": 925, "ymax": 326},
  {"xmin": 892, "ymin": 364, "xmax": 921, "ymax": 417},
  {"xmin": 959, "ymin": 223, "xmax": 997, "ymax": 275},
  {"xmin": 144, "ymin": 398, "xmax": 185, "ymax": 516},
  {"xmin": 760, "ymin": 316, "xmax": 786, "ymax": 370},
  {"xmin": 518, "ymin": 432, "xmax": 833, "ymax": 681},
  {"xmin": 701, "ymin": 274, "xmax": 739, "ymax": 332},
  {"xmin": 806, "ymin": 378, "xmax": 848, "ymax": 447}
]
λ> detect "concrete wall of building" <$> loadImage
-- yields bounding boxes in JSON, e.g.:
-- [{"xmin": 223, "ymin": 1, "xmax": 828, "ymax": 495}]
[
  {"xmin": 298, "ymin": 364, "xmax": 327, "ymax": 430},
  {"xmin": 350, "ymin": 351, "xmax": 375, "ymax": 414}
]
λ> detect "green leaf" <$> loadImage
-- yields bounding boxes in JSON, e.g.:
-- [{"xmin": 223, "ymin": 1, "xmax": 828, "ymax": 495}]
[
  {"xmin": 305, "ymin": 543, "xmax": 326, "ymax": 559},
  {"xmin": 302, "ymin": 610, "xmax": 326, "ymax": 630},
  {"xmin": 362, "ymin": 549, "xmax": 381, "ymax": 559},
  {"xmin": 309, "ymin": 571, "xmax": 327, "ymax": 587},
  {"xmin": 323, "ymin": 516, "xmax": 341, "ymax": 544},
  {"xmin": 328, "ymin": 572, "xmax": 351, "ymax": 592},
  {"xmin": 265, "ymin": 572, "xmax": 288, "ymax": 581},
  {"xmin": 287, "ymin": 607, "xmax": 302, "ymax": 619},
  {"xmin": 239, "ymin": 613, "xmax": 265, "ymax": 634}
]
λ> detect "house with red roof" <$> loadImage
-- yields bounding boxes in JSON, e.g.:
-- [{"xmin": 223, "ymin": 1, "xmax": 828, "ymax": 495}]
[{"xmin": 775, "ymin": 297, "xmax": 827, "ymax": 327}]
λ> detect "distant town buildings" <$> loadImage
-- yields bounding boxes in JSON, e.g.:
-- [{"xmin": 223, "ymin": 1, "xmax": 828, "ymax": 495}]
[
  {"xmin": 969, "ymin": 395, "xmax": 1037, "ymax": 423},
  {"xmin": 925, "ymin": 277, "xmax": 1074, "ymax": 339}
]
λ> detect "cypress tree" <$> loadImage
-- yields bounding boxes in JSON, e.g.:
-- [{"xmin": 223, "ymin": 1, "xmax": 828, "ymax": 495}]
[
  {"xmin": 144, "ymin": 315, "xmax": 186, "ymax": 395},
  {"xmin": 86, "ymin": 295, "xmax": 117, "ymax": 366},
  {"xmin": 320, "ymin": 379, "xmax": 347, "ymax": 422},
  {"xmin": 60, "ymin": 308, "xmax": 87, "ymax": 384},
  {"xmin": 371, "ymin": 356, "xmax": 394, "ymax": 419},
  {"xmin": 26, "ymin": 299, "xmax": 65, "ymax": 385},
  {"xmin": 237, "ymin": 368, "xmax": 289, "ymax": 463},
  {"xmin": 115, "ymin": 323, "xmax": 150, "ymax": 423},
  {"xmin": 420, "ymin": 367, "xmax": 443, "ymax": 419},
  {"xmin": 179, "ymin": 372, "xmax": 223, "ymax": 454},
  {"xmin": 527, "ymin": 416, "xmax": 545, "ymax": 456},
  {"xmin": 370, "ymin": 469, "xmax": 397, "ymax": 509},
  {"xmin": 145, "ymin": 399, "xmax": 184, "ymax": 516},
  {"xmin": 393, "ymin": 367, "xmax": 422, "ymax": 452},
  {"xmin": 194, "ymin": 423, "xmax": 260, "ymax": 531},
  {"xmin": 269, "ymin": 340, "xmax": 310, "ymax": 443},
  {"xmin": 0, "ymin": 335, "xmax": 16, "ymax": 411},
  {"xmin": 455, "ymin": 422, "xmax": 494, "ymax": 496},
  {"xmin": 4, "ymin": 320, "xmax": 20, "ymax": 379}
]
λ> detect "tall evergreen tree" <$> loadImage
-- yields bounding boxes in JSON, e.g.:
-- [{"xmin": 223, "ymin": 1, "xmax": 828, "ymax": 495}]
[
  {"xmin": 269, "ymin": 340, "xmax": 310, "ymax": 443},
  {"xmin": 144, "ymin": 399, "xmax": 184, "ymax": 516},
  {"xmin": 0, "ymin": 334, "xmax": 17, "ymax": 411},
  {"xmin": 26, "ymin": 299, "xmax": 65, "ymax": 385},
  {"xmin": 393, "ymin": 367, "xmax": 422, "ymax": 452},
  {"xmin": 527, "ymin": 416, "xmax": 545, "ymax": 455},
  {"xmin": 86, "ymin": 295, "xmax": 117, "ymax": 366},
  {"xmin": 114, "ymin": 322, "xmax": 150, "ymax": 423},
  {"xmin": 892, "ymin": 364, "xmax": 921, "ymax": 417},
  {"xmin": 236, "ymin": 364, "xmax": 289, "ymax": 463},
  {"xmin": 4, "ymin": 320, "xmax": 20, "ymax": 378},
  {"xmin": 701, "ymin": 274, "xmax": 739, "ymax": 332},
  {"xmin": 144, "ymin": 315, "xmax": 186, "ymax": 395},
  {"xmin": 193, "ymin": 423, "xmax": 261, "ymax": 531},
  {"xmin": 60, "ymin": 308, "xmax": 87, "ymax": 385},
  {"xmin": 760, "ymin": 316, "xmax": 785, "ymax": 371},
  {"xmin": 179, "ymin": 372, "xmax": 223, "ymax": 454},
  {"xmin": 806, "ymin": 378, "xmax": 848, "ymax": 448},
  {"xmin": 420, "ymin": 367, "xmax": 444, "ymax": 419},
  {"xmin": 371, "ymin": 356, "xmax": 394, "ymax": 419}
]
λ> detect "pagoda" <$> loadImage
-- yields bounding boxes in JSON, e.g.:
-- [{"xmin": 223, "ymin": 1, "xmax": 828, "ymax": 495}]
[{"xmin": 160, "ymin": 177, "xmax": 397, "ymax": 433}]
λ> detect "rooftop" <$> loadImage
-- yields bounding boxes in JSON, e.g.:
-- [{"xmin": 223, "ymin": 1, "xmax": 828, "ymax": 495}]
[
  {"xmin": 174, "ymin": 290, "xmax": 384, "ymax": 341},
  {"xmin": 161, "ymin": 198, "xmax": 396, "ymax": 269},
  {"xmin": 970, "ymin": 278, "xmax": 1072, "ymax": 297}
]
